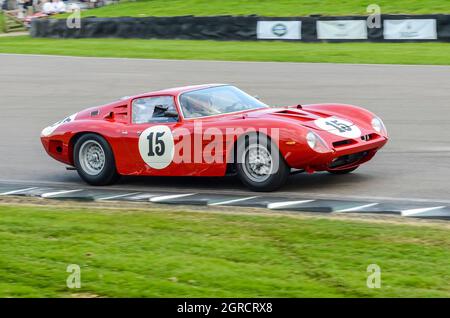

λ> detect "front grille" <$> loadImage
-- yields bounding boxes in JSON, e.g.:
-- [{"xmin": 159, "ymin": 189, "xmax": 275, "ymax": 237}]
[
  {"xmin": 333, "ymin": 139, "xmax": 354, "ymax": 148},
  {"xmin": 329, "ymin": 151, "xmax": 369, "ymax": 169}
]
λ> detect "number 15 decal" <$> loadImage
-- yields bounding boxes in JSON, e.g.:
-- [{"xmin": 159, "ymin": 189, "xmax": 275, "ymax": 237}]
[
  {"xmin": 314, "ymin": 117, "xmax": 361, "ymax": 138},
  {"xmin": 139, "ymin": 125, "xmax": 174, "ymax": 169},
  {"xmin": 325, "ymin": 119, "xmax": 352, "ymax": 133},
  {"xmin": 147, "ymin": 131, "xmax": 166, "ymax": 157}
]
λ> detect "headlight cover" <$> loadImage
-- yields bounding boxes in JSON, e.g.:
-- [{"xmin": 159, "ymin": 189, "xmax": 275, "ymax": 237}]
[
  {"xmin": 306, "ymin": 131, "xmax": 330, "ymax": 153},
  {"xmin": 371, "ymin": 116, "xmax": 387, "ymax": 135}
]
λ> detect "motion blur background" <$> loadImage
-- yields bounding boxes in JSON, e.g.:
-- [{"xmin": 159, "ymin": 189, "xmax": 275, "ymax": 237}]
[{"xmin": 0, "ymin": 1, "xmax": 449, "ymax": 298}]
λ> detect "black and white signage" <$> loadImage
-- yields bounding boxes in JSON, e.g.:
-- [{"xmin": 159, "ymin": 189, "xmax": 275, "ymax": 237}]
[
  {"xmin": 257, "ymin": 21, "xmax": 302, "ymax": 40},
  {"xmin": 317, "ymin": 20, "xmax": 368, "ymax": 40},
  {"xmin": 384, "ymin": 19, "xmax": 437, "ymax": 40}
]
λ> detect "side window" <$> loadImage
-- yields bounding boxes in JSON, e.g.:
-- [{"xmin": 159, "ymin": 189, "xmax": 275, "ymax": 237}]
[{"xmin": 132, "ymin": 96, "xmax": 178, "ymax": 124}]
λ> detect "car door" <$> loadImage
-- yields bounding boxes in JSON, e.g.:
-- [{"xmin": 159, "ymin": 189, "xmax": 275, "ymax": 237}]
[
  {"xmin": 123, "ymin": 94, "xmax": 229, "ymax": 177},
  {"xmin": 123, "ymin": 95, "xmax": 189, "ymax": 176}
]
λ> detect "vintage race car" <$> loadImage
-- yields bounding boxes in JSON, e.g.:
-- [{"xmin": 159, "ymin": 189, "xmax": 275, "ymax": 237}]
[{"xmin": 41, "ymin": 84, "xmax": 388, "ymax": 191}]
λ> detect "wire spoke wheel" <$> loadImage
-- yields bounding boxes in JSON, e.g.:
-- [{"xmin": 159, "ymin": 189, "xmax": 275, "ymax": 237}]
[
  {"xmin": 74, "ymin": 134, "xmax": 119, "ymax": 186},
  {"xmin": 242, "ymin": 144, "xmax": 273, "ymax": 183},
  {"xmin": 236, "ymin": 134, "xmax": 289, "ymax": 191},
  {"xmin": 79, "ymin": 140, "xmax": 106, "ymax": 176}
]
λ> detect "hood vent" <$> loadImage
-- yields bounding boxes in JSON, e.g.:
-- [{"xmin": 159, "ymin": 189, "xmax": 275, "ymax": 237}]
[{"xmin": 271, "ymin": 109, "xmax": 318, "ymax": 121}]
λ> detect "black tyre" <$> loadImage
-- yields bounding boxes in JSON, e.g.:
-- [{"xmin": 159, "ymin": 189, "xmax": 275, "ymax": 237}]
[
  {"xmin": 236, "ymin": 134, "xmax": 289, "ymax": 192},
  {"xmin": 327, "ymin": 166, "xmax": 359, "ymax": 175},
  {"xmin": 73, "ymin": 133, "xmax": 119, "ymax": 186}
]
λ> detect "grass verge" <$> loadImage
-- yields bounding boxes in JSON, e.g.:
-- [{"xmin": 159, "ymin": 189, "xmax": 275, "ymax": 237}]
[
  {"xmin": 0, "ymin": 201, "xmax": 449, "ymax": 297},
  {"xmin": 1, "ymin": 36, "xmax": 450, "ymax": 65},
  {"xmin": 58, "ymin": 0, "xmax": 450, "ymax": 18}
]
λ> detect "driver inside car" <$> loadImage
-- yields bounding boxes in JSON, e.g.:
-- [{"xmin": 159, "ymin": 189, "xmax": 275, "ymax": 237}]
[{"xmin": 182, "ymin": 95, "xmax": 221, "ymax": 118}]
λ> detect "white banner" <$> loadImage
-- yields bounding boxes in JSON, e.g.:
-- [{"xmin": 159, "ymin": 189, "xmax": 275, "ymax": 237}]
[
  {"xmin": 384, "ymin": 19, "xmax": 437, "ymax": 40},
  {"xmin": 257, "ymin": 21, "xmax": 302, "ymax": 40},
  {"xmin": 317, "ymin": 20, "xmax": 368, "ymax": 40}
]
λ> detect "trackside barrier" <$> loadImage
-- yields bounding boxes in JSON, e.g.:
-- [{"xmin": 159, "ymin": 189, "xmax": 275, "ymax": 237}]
[{"xmin": 31, "ymin": 14, "xmax": 450, "ymax": 42}]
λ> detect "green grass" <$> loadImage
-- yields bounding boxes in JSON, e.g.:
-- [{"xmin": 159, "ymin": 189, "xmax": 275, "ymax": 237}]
[
  {"xmin": 1, "ymin": 36, "xmax": 449, "ymax": 65},
  {"xmin": 0, "ymin": 204, "xmax": 449, "ymax": 297},
  {"xmin": 0, "ymin": 12, "xmax": 5, "ymax": 33},
  {"xmin": 59, "ymin": 0, "xmax": 450, "ymax": 18}
]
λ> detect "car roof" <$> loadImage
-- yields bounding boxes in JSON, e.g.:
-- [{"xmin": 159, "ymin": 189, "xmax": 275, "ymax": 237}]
[{"xmin": 127, "ymin": 83, "xmax": 227, "ymax": 100}]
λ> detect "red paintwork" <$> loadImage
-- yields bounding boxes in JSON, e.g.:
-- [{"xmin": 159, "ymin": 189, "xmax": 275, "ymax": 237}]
[{"xmin": 41, "ymin": 84, "xmax": 388, "ymax": 177}]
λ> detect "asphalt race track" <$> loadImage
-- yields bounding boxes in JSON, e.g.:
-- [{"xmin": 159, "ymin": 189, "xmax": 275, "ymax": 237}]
[{"xmin": 1, "ymin": 54, "xmax": 450, "ymax": 207}]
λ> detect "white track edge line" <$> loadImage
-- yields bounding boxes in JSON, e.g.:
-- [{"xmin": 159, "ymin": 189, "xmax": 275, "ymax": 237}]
[
  {"xmin": 41, "ymin": 189, "xmax": 83, "ymax": 198},
  {"xmin": 0, "ymin": 187, "xmax": 38, "ymax": 195},
  {"xmin": 335, "ymin": 203, "xmax": 379, "ymax": 213},
  {"xmin": 208, "ymin": 196, "xmax": 259, "ymax": 206},
  {"xmin": 268, "ymin": 200, "xmax": 315, "ymax": 209},
  {"xmin": 150, "ymin": 193, "xmax": 196, "ymax": 203},
  {"xmin": 96, "ymin": 192, "xmax": 141, "ymax": 201},
  {"xmin": 401, "ymin": 206, "xmax": 447, "ymax": 217}
]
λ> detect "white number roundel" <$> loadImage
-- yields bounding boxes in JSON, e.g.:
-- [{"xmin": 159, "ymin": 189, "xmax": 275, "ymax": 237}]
[
  {"xmin": 138, "ymin": 125, "xmax": 174, "ymax": 169},
  {"xmin": 314, "ymin": 117, "xmax": 361, "ymax": 138}
]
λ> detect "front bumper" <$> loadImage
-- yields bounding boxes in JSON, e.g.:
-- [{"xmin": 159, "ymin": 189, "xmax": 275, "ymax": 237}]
[
  {"xmin": 314, "ymin": 133, "xmax": 387, "ymax": 171},
  {"xmin": 41, "ymin": 135, "xmax": 73, "ymax": 166}
]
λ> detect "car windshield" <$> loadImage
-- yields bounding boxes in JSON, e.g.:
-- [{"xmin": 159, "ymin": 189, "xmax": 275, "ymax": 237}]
[{"xmin": 179, "ymin": 85, "xmax": 269, "ymax": 118}]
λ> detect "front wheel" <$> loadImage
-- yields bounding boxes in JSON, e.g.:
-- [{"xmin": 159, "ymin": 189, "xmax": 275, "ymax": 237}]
[
  {"xmin": 236, "ymin": 134, "xmax": 289, "ymax": 192},
  {"xmin": 73, "ymin": 134, "xmax": 119, "ymax": 186},
  {"xmin": 327, "ymin": 166, "xmax": 359, "ymax": 175}
]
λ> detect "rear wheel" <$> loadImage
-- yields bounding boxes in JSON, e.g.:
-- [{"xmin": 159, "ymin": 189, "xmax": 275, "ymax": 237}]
[
  {"xmin": 327, "ymin": 166, "xmax": 359, "ymax": 175},
  {"xmin": 74, "ymin": 134, "xmax": 119, "ymax": 185},
  {"xmin": 236, "ymin": 134, "xmax": 289, "ymax": 192}
]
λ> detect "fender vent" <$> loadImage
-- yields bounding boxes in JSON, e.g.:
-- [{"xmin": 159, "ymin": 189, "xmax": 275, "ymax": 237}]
[{"xmin": 104, "ymin": 105, "xmax": 128, "ymax": 123}]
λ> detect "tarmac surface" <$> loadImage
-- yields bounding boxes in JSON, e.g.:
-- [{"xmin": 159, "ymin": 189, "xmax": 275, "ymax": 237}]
[{"xmin": 1, "ymin": 54, "xmax": 449, "ymax": 202}]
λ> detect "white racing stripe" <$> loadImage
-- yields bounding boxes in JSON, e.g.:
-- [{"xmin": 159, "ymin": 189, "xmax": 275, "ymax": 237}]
[
  {"xmin": 208, "ymin": 196, "xmax": 259, "ymax": 206},
  {"xmin": 150, "ymin": 193, "xmax": 196, "ymax": 203},
  {"xmin": 268, "ymin": 200, "xmax": 315, "ymax": 209},
  {"xmin": 401, "ymin": 206, "xmax": 447, "ymax": 217},
  {"xmin": 41, "ymin": 189, "xmax": 83, "ymax": 198},
  {"xmin": 0, "ymin": 187, "xmax": 37, "ymax": 195},
  {"xmin": 97, "ymin": 192, "xmax": 140, "ymax": 201},
  {"xmin": 335, "ymin": 203, "xmax": 379, "ymax": 213}
]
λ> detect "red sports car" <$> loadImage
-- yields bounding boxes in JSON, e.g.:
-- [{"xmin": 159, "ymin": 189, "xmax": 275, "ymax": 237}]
[{"xmin": 41, "ymin": 84, "xmax": 388, "ymax": 191}]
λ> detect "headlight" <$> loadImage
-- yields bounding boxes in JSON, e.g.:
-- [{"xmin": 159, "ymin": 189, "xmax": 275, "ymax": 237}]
[
  {"xmin": 306, "ymin": 131, "xmax": 317, "ymax": 149},
  {"xmin": 306, "ymin": 131, "xmax": 330, "ymax": 153},
  {"xmin": 371, "ymin": 117, "xmax": 387, "ymax": 135}
]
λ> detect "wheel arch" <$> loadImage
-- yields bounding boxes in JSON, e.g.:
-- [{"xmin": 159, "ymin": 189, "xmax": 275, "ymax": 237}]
[{"xmin": 225, "ymin": 130, "xmax": 289, "ymax": 175}]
